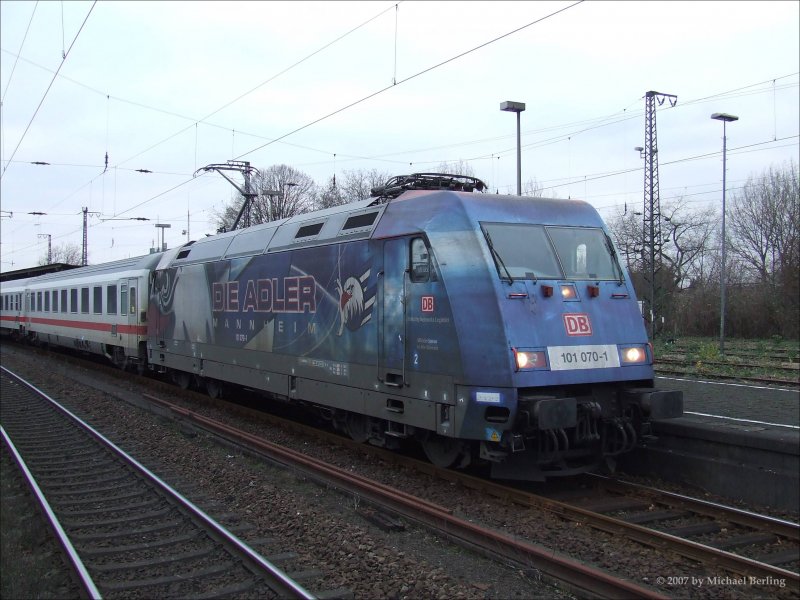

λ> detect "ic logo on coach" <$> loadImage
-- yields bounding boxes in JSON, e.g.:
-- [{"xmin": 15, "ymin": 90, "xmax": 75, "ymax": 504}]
[{"xmin": 563, "ymin": 313, "xmax": 592, "ymax": 336}]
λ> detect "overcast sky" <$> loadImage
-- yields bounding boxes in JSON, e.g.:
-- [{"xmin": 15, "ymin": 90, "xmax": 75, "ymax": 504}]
[{"xmin": 1, "ymin": 0, "xmax": 798, "ymax": 273}]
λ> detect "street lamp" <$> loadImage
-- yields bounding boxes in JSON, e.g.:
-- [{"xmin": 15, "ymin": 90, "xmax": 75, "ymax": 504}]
[
  {"xmin": 711, "ymin": 112, "xmax": 738, "ymax": 356},
  {"xmin": 500, "ymin": 101, "xmax": 526, "ymax": 196}
]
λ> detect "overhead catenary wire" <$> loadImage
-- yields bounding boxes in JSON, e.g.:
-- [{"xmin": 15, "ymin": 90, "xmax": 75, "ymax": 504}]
[
  {"xmin": 39, "ymin": 0, "xmax": 589, "ymax": 223},
  {"xmin": 0, "ymin": 1, "xmax": 406, "ymax": 220},
  {"xmin": 1, "ymin": 0, "xmax": 97, "ymax": 180},
  {"xmin": 1, "ymin": 1, "xmax": 37, "ymax": 104},
  {"xmin": 2, "ymin": 3, "xmax": 797, "ymax": 268},
  {"xmin": 4, "ymin": 36, "xmax": 794, "ymax": 177},
  {"xmin": 233, "ymin": 1, "xmax": 586, "ymax": 160}
]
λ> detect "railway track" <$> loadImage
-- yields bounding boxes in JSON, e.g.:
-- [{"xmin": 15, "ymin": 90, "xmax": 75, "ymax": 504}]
[
  {"xmin": 181, "ymin": 383, "xmax": 800, "ymax": 594},
  {"xmin": 0, "ymin": 366, "xmax": 323, "ymax": 599},
  {"xmin": 139, "ymin": 391, "xmax": 665, "ymax": 599},
  {"xmin": 369, "ymin": 444, "xmax": 800, "ymax": 595},
  {"xmin": 5, "ymin": 344, "xmax": 797, "ymax": 597},
  {"xmin": 137, "ymin": 388, "xmax": 799, "ymax": 597},
  {"xmin": 533, "ymin": 475, "xmax": 799, "ymax": 580},
  {"xmin": 654, "ymin": 360, "xmax": 799, "ymax": 386}
]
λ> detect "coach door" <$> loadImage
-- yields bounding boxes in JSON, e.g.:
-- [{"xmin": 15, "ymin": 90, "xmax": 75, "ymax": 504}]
[
  {"xmin": 118, "ymin": 279, "xmax": 137, "ymax": 337},
  {"xmin": 379, "ymin": 238, "xmax": 407, "ymax": 387},
  {"xmin": 127, "ymin": 278, "xmax": 139, "ymax": 332}
]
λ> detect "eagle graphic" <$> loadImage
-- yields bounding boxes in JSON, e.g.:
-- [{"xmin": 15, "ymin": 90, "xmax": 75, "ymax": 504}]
[{"xmin": 335, "ymin": 270, "xmax": 373, "ymax": 336}]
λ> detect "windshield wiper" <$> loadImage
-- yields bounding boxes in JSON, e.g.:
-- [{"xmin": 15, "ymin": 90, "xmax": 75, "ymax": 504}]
[
  {"xmin": 604, "ymin": 233, "xmax": 625, "ymax": 285},
  {"xmin": 484, "ymin": 229, "xmax": 513, "ymax": 285}
]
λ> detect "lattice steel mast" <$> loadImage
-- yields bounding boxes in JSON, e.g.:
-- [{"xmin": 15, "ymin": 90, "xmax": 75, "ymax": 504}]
[{"xmin": 641, "ymin": 91, "xmax": 676, "ymax": 339}]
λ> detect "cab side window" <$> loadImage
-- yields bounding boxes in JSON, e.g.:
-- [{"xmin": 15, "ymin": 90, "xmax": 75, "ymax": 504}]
[{"xmin": 410, "ymin": 238, "xmax": 437, "ymax": 283}]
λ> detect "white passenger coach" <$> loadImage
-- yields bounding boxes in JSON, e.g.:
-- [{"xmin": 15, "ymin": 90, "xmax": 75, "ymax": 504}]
[{"xmin": 0, "ymin": 254, "xmax": 162, "ymax": 371}]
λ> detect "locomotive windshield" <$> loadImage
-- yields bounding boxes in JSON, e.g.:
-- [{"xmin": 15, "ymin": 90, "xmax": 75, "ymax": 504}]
[{"xmin": 482, "ymin": 223, "xmax": 622, "ymax": 281}]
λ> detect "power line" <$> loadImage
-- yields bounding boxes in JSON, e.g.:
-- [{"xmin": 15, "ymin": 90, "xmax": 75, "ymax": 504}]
[
  {"xmin": 233, "ymin": 1, "xmax": 586, "ymax": 160},
  {"xmin": 69, "ymin": 1, "xmax": 588, "ymax": 219},
  {"xmin": 1, "ymin": 1, "xmax": 97, "ymax": 180},
  {"xmin": 0, "ymin": 1, "xmax": 404, "ymax": 217},
  {"xmin": 1, "ymin": 1, "xmax": 38, "ymax": 103}
]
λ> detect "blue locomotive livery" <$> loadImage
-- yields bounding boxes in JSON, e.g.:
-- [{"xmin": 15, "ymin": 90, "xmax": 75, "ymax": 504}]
[
  {"xmin": 1, "ymin": 173, "xmax": 683, "ymax": 480},
  {"xmin": 145, "ymin": 173, "xmax": 682, "ymax": 479}
]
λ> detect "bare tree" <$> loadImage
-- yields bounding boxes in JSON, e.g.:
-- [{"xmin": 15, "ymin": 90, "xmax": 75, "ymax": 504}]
[
  {"xmin": 316, "ymin": 168, "xmax": 392, "ymax": 210},
  {"xmin": 523, "ymin": 177, "xmax": 552, "ymax": 197},
  {"xmin": 606, "ymin": 198, "xmax": 719, "ymax": 336},
  {"xmin": 660, "ymin": 198, "xmax": 717, "ymax": 290},
  {"xmin": 727, "ymin": 160, "xmax": 799, "ymax": 337},
  {"xmin": 607, "ymin": 206, "xmax": 644, "ymax": 275},
  {"xmin": 435, "ymin": 160, "xmax": 476, "ymax": 177},
  {"xmin": 728, "ymin": 160, "xmax": 799, "ymax": 284},
  {"xmin": 38, "ymin": 242, "xmax": 82, "ymax": 266}
]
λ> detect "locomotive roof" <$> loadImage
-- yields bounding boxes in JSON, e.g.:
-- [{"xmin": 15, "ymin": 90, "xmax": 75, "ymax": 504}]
[
  {"xmin": 161, "ymin": 190, "xmax": 605, "ymax": 269},
  {"xmin": 164, "ymin": 197, "xmax": 387, "ymax": 268}
]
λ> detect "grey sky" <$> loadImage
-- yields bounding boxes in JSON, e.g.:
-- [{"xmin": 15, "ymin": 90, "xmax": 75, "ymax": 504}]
[{"xmin": 1, "ymin": 0, "xmax": 797, "ymax": 272}]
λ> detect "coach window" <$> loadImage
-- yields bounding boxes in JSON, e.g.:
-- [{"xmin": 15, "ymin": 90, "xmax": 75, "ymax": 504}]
[
  {"xmin": 70, "ymin": 289, "xmax": 77, "ymax": 313},
  {"xmin": 36, "ymin": 291, "xmax": 42, "ymax": 312},
  {"xmin": 93, "ymin": 286, "xmax": 102, "ymax": 314},
  {"xmin": 107, "ymin": 285, "xmax": 117, "ymax": 315},
  {"xmin": 61, "ymin": 290, "xmax": 68, "ymax": 313},
  {"xmin": 44, "ymin": 290, "xmax": 50, "ymax": 312},
  {"xmin": 120, "ymin": 285, "xmax": 127, "ymax": 316},
  {"xmin": 52, "ymin": 290, "xmax": 58, "ymax": 313},
  {"xmin": 81, "ymin": 287, "xmax": 89, "ymax": 314},
  {"xmin": 129, "ymin": 286, "xmax": 137, "ymax": 315},
  {"xmin": 410, "ymin": 237, "xmax": 436, "ymax": 283}
]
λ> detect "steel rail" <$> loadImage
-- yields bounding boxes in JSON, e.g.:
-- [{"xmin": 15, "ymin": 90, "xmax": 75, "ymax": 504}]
[
  {"xmin": 433, "ymin": 466, "xmax": 799, "ymax": 586},
  {"xmin": 1, "ymin": 366, "xmax": 316, "ymax": 600},
  {"xmin": 1, "ymin": 425, "xmax": 102, "ymax": 600},
  {"xmin": 590, "ymin": 474, "xmax": 800, "ymax": 541},
  {"xmin": 144, "ymin": 393, "xmax": 667, "ymax": 600},
  {"xmin": 204, "ymin": 395, "xmax": 798, "ymax": 588}
]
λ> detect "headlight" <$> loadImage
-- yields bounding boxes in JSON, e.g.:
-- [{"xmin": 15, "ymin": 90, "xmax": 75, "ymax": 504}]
[
  {"xmin": 560, "ymin": 283, "xmax": 578, "ymax": 300},
  {"xmin": 620, "ymin": 345, "xmax": 648, "ymax": 364},
  {"xmin": 513, "ymin": 348, "xmax": 547, "ymax": 371}
]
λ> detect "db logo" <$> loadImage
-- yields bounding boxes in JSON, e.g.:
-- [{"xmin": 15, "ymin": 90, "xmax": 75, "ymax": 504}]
[
  {"xmin": 421, "ymin": 296, "xmax": 435, "ymax": 313},
  {"xmin": 563, "ymin": 313, "xmax": 592, "ymax": 336}
]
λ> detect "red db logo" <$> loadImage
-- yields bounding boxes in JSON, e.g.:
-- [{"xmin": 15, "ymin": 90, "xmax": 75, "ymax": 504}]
[
  {"xmin": 563, "ymin": 313, "xmax": 592, "ymax": 336},
  {"xmin": 421, "ymin": 296, "xmax": 435, "ymax": 313}
]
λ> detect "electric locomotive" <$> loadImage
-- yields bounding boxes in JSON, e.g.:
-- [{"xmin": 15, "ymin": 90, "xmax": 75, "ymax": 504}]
[{"xmin": 148, "ymin": 173, "xmax": 683, "ymax": 480}]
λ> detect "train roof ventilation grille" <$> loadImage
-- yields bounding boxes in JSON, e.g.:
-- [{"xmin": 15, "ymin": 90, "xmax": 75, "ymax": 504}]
[{"xmin": 370, "ymin": 172, "xmax": 487, "ymax": 201}]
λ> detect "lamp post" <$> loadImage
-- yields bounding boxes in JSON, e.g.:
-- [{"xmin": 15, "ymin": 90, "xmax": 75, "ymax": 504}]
[
  {"xmin": 500, "ymin": 101, "xmax": 526, "ymax": 195},
  {"xmin": 711, "ymin": 112, "xmax": 738, "ymax": 356}
]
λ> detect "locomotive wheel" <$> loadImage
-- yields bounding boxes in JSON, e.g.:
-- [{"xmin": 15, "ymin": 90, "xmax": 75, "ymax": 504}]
[
  {"xmin": 421, "ymin": 434, "xmax": 468, "ymax": 469},
  {"xmin": 205, "ymin": 378, "xmax": 224, "ymax": 399},
  {"xmin": 344, "ymin": 413, "xmax": 370, "ymax": 444}
]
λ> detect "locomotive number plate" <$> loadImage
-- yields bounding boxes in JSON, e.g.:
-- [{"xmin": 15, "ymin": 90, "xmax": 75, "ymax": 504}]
[{"xmin": 547, "ymin": 344, "xmax": 620, "ymax": 370}]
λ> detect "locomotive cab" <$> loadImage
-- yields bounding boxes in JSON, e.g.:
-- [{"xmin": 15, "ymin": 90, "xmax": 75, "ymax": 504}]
[{"xmin": 371, "ymin": 174, "xmax": 683, "ymax": 479}]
